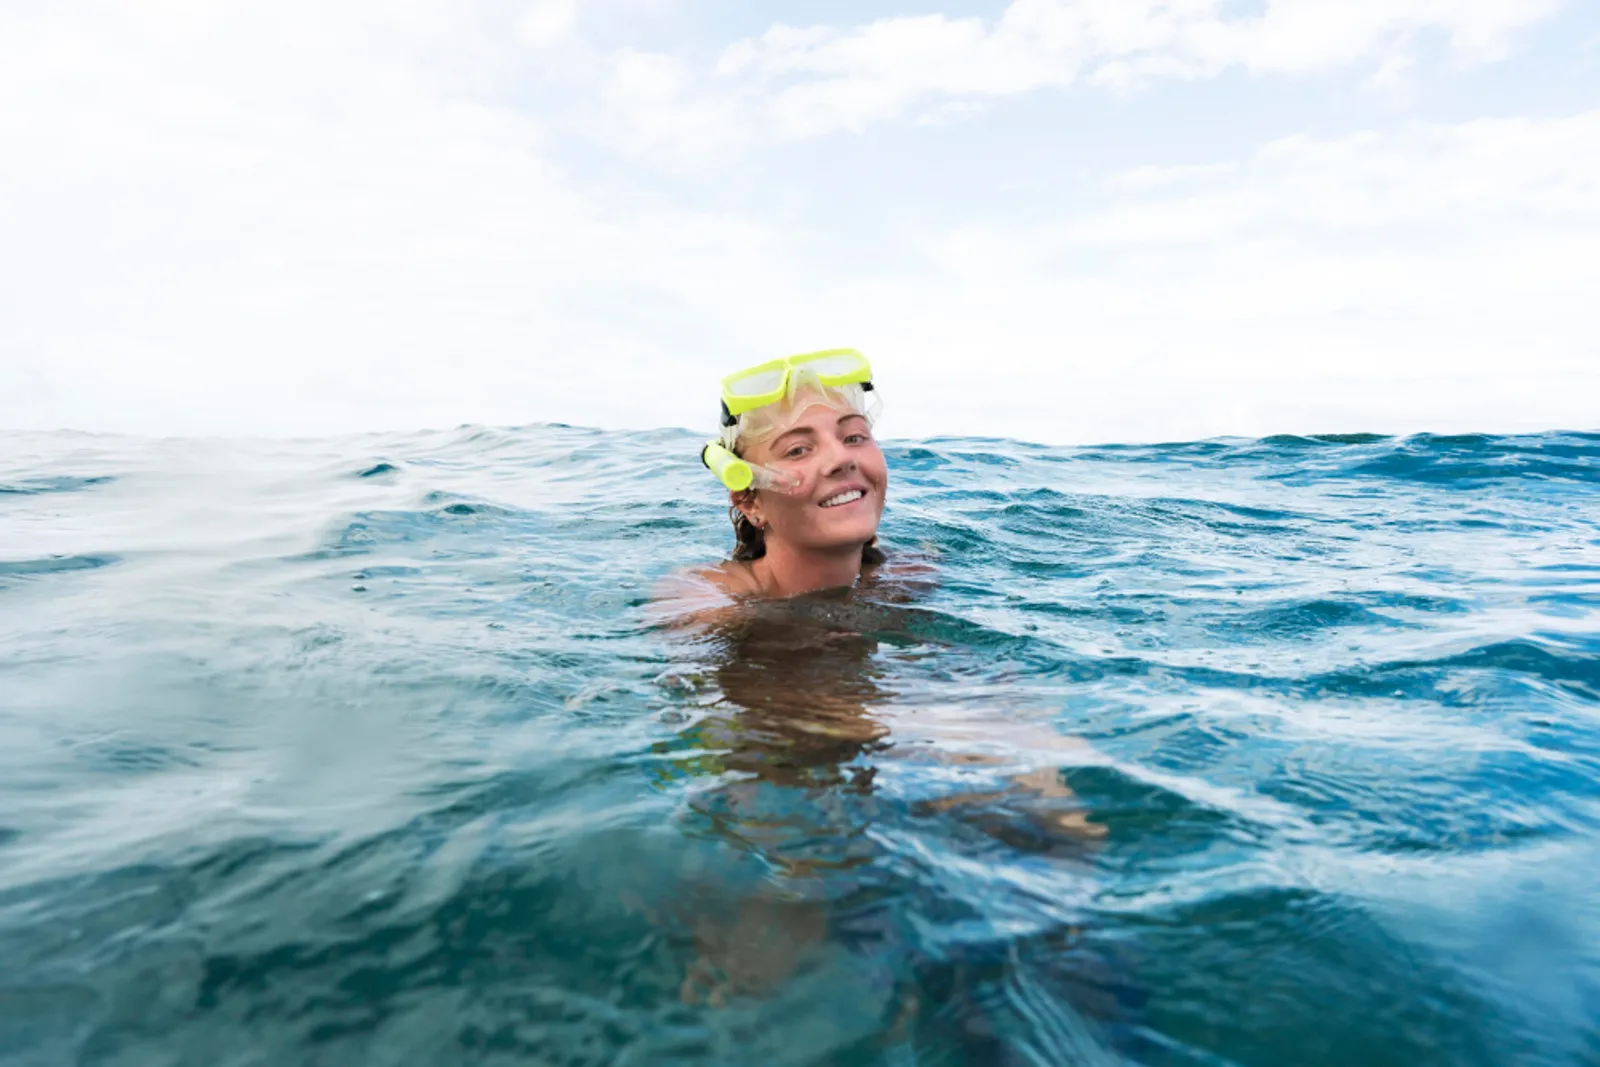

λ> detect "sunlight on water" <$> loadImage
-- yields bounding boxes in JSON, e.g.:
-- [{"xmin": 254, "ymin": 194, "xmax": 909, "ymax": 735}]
[{"xmin": 2, "ymin": 427, "xmax": 1597, "ymax": 1065}]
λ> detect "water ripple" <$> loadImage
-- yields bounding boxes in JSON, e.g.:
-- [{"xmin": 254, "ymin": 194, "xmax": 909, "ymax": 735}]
[{"xmin": 0, "ymin": 426, "xmax": 1596, "ymax": 1066}]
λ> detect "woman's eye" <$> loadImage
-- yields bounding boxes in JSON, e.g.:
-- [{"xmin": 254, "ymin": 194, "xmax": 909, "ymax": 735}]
[
  {"xmin": 845, "ymin": 434, "xmax": 866, "ymax": 444},
  {"xmin": 784, "ymin": 446, "xmax": 808, "ymax": 459}
]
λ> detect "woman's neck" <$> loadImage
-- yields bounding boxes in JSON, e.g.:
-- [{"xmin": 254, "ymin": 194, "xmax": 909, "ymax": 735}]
[{"xmin": 753, "ymin": 539, "xmax": 864, "ymax": 598}]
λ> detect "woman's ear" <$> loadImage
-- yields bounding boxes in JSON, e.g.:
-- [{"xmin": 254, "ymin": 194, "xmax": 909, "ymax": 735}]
[{"xmin": 731, "ymin": 489, "xmax": 764, "ymax": 528}]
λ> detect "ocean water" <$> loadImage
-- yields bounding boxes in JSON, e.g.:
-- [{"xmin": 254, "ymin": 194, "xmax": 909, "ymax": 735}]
[{"xmin": 2, "ymin": 426, "xmax": 1598, "ymax": 1067}]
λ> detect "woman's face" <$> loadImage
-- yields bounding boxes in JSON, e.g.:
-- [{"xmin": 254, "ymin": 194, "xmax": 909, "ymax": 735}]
[{"xmin": 737, "ymin": 399, "xmax": 888, "ymax": 553}]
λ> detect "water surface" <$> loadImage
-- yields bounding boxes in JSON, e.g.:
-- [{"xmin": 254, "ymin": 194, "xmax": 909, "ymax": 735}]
[{"xmin": 2, "ymin": 427, "xmax": 1598, "ymax": 1065}]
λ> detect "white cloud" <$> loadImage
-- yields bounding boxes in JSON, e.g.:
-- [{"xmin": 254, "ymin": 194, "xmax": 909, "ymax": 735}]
[
  {"xmin": 0, "ymin": 2, "xmax": 799, "ymax": 435},
  {"xmin": 711, "ymin": 0, "xmax": 1566, "ymax": 138},
  {"xmin": 0, "ymin": 2, "xmax": 1595, "ymax": 444},
  {"xmin": 599, "ymin": 49, "xmax": 750, "ymax": 165},
  {"xmin": 880, "ymin": 110, "xmax": 1600, "ymax": 442},
  {"xmin": 519, "ymin": 0, "xmax": 578, "ymax": 47}
]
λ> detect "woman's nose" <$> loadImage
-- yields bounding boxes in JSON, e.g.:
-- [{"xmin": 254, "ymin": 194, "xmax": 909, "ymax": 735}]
[{"xmin": 821, "ymin": 439, "xmax": 857, "ymax": 474}]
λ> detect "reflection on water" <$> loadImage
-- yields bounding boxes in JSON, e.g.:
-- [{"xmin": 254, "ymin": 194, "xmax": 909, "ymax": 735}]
[
  {"xmin": 646, "ymin": 584, "xmax": 1132, "ymax": 1060},
  {"xmin": 678, "ymin": 592, "xmax": 895, "ymax": 789}
]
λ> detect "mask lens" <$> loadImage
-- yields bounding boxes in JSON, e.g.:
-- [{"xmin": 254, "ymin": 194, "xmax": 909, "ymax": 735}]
[
  {"xmin": 726, "ymin": 366, "xmax": 787, "ymax": 398},
  {"xmin": 792, "ymin": 351, "xmax": 868, "ymax": 383}
]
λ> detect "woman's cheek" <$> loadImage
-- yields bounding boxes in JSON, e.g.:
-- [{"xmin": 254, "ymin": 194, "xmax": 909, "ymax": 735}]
[{"xmin": 788, "ymin": 459, "xmax": 821, "ymax": 495}]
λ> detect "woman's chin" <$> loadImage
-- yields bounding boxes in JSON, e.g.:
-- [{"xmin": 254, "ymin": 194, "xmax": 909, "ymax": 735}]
[{"xmin": 811, "ymin": 518, "xmax": 880, "ymax": 549}]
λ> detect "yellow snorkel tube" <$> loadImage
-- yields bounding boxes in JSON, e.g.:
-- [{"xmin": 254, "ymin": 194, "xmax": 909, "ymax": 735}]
[{"xmin": 701, "ymin": 441, "xmax": 803, "ymax": 495}]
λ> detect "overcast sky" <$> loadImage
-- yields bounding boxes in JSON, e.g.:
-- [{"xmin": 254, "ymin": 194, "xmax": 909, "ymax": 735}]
[{"xmin": 2, "ymin": 0, "xmax": 1596, "ymax": 444}]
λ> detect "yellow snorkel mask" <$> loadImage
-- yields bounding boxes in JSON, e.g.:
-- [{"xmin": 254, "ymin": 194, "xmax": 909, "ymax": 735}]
[{"xmin": 700, "ymin": 348, "xmax": 882, "ymax": 495}]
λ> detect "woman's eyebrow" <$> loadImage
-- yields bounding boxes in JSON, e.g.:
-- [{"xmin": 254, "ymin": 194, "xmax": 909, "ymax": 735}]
[{"xmin": 771, "ymin": 426, "xmax": 817, "ymax": 448}]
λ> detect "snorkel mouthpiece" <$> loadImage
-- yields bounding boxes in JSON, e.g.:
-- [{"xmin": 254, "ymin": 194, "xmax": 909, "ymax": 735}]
[{"xmin": 702, "ymin": 441, "xmax": 802, "ymax": 495}]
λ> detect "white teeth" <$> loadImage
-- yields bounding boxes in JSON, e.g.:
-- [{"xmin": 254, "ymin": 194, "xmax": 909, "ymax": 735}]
[{"xmin": 820, "ymin": 489, "xmax": 865, "ymax": 508}]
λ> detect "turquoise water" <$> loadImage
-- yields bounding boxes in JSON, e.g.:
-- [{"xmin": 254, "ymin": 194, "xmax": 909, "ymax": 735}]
[{"xmin": 2, "ymin": 426, "xmax": 1598, "ymax": 1066}]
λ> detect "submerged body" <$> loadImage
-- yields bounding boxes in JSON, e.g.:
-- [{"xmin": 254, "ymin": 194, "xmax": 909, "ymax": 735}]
[{"xmin": 649, "ymin": 584, "xmax": 1107, "ymax": 1025}]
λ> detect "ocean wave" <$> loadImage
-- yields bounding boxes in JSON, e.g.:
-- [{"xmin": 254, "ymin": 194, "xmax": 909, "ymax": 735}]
[{"xmin": 0, "ymin": 425, "xmax": 1596, "ymax": 1065}]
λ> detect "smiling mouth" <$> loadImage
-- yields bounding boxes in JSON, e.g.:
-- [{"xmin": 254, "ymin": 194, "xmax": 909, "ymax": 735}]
[{"xmin": 819, "ymin": 488, "xmax": 866, "ymax": 508}]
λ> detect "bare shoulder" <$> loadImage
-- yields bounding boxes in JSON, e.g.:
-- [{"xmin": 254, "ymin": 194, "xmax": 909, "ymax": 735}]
[
  {"xmin": 695, "ymin": 561, "xmax": 764, "ymax": 597},
  {"xmin": 648, "ymin": 562, "xmax": 758, "ymax": 628}
]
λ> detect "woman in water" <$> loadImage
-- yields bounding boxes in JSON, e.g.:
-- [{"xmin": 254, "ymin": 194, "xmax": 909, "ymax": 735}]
[
  {"xmin": 654, "ymin": 348, "xmax": 899, "ymax": 611},
  {"xmin": 647, "ymin": 352, "xmax": 1112, "ymax": 1024},
  {"xmin": 658, "ymin": 349, "xmax": 1100, "ymax": 823}
]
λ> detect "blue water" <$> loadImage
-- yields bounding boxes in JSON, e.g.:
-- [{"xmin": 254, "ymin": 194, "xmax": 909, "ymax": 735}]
[{"xmin": 2, "ymin": 426, "xmax": 1598, "ymax": 1066}]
